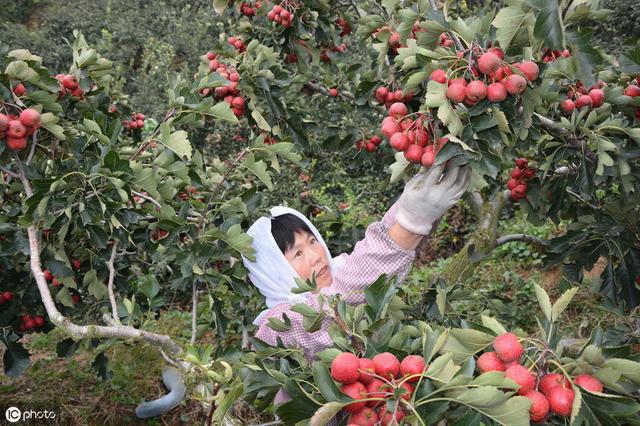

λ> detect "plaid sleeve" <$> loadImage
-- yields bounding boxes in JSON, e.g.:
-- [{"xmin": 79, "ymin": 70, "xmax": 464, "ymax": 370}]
[
  {"xmin": 255, "ymin": 302, "xmax": 334, "ymax": 360},
  {"xmin": 322, "ymin": 200, "xmax": 416, "ymax": 304}
]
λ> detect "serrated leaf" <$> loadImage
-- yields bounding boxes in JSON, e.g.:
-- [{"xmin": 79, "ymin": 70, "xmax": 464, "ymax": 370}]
[
  {"xmin": 8, "ymin": 49, "xmax": 42, "ymax": 63},
  {"xmin": 528, "ymin": 0, "xmax": 565, "ymax": 50},
  {"xmin": 492, "ymin": 6, "xmax": 535, "ymax": 51},
  {"xmin": 163, "ymin": 130, "xmax": 192, "ymax": 161},
  {"xmin": 602, "ymin": 358, "xmax": 640, "ymax": 383},
  {"xmin": 212, "ymin": 0, "xmax": 228, "ymax": 15},
  {"xmin": 1, "ymin": 335, "xmax": 30, "ymax": 378},
  {"xmin": 84, "ymin": 269, "xmax": 108, "ymax": 300},
  {"xmin": 534, "ymin": 284, "xmax": 552, "ymax": 322},
  {"xmin": 492, "ymin": 106, "xmax": 511, "ymax": 134},
  {"xmin": 437, "ymin": 100, "xmax": 464, "ymax": 136},
  {"xmin": 551, "ymin": 287, "xmax": 579, "ymax": 321},
  {"xmin": 405, "ymin": 71, "xmax": 429, "ymax": 90},
  {"xmin": 251, "ymin": 109, "xmax": 271, "ymax": 131},
  {"xmin": 242, "ymin": 153, "xmax": 273, "ymax": 190},
  {"xmin": 55, "ymin": 286, "xmax": 74, "ymax": 308},
  {"xmin": 439, "ymin": 328, "xmax": 494, "ymax": 362},
  {"xmin": 40, "ymin": 112, "xmax": 66, "ymax": 140},
  {"xmin": 209, "ymin": 101, "xmax": 239, "ymax": 123},
  {"xmin": 5, "ymin": 60, "xmax": 40, "ymax": 83}
]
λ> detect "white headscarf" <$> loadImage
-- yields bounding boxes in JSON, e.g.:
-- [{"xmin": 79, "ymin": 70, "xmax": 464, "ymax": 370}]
[{"xmin": 242, "ymin": 206, "xmax": 347, "ymax": 325}]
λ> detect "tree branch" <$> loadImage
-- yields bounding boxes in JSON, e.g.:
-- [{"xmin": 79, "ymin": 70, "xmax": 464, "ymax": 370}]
[
  {"xmin": 107, "ymin": 240, "xmax": 122, "ymax": 325},
  {"xmin": 191, "ymin": 281, "xmax": 198, "ymax": 346},
  {"xmin": 534, "ymin": 112, "xmax": 598, "ymax": 163},
  {"xmin": 496, "ymin": 233, "xmax": 549, "ymax": 247},
  {"xmin": 26, "ymin": 132, "xmax": 37, "ymax": 165},
  {"xmin": 132, "ymin": 190, "xmax": 162, "ymax": 209},
  {"xmin": 0, "ymin": 165, "xmax": 18, "ymax": 179}
]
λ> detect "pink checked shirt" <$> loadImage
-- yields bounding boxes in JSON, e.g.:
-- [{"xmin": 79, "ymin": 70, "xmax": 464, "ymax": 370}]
[{"xmin": 254, "ymin": 202, "xmax": 416, "ymax": 360}]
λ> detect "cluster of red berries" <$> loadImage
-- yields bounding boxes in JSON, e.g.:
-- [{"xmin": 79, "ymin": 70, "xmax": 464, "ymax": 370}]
[
  {"xmin": 439, "ymin": 32, "xmax": 454, "ymax": 48},
  {"xmin": 542, "ymin": 48, "xmax": 571, "ymax": 63},
  {"xmin": 437, "ymin": 51, "xmax": 538, "ymax": 106},
  {"xmin": 177, "ymin": 185, "xmax": 204, "ymax": 202},
  {"xmin": 355, "ymin": 136, "xmax": 382, "ymax": 153},
  {"xmin": 381, "ymin": 103, "xmax": 447, "ymax": 167},
  {"xmin": 262, "ymin": 134, "xmax": 278, "ymax": 145},
  {"xmin": 477, "ymin": 332, "xmax": 605, "ymax": 421},
  {"xmin": 20, "ymin": 313, "xmax": 45, "ymax": 331},
  {"xmin": 335, "ymin": 17, "xmax": 351, "ymax": 36},
  {"xmin": 267, "ymin": 5, "xmax": 293, "ymax": 28},
  {"xmin": 330, "ymin": 352, "xmax": 427, "ymax": 424},
  {"xmin": 0, "ymin": 291, "xmax": 14, "ymax": 305},
  {"xmin": 507, "ymin": 158, "xmax": 535, "ymax": 201},
  {"xmin": 239, "ymin": 1, "xmax": 258, "ymax": 16},
  {"xmin": 203, "ymin": 52, "xmax": 245, "ymax": 117},
  {"xmin": 55, "ymin": 74, "xmax": 84, "ymax": 99},
  {"xmin": 43, "ymin": 259, "xmax": 81, "ymax": 290},
  {"xmin": 123, "ymin": 112, "xmax": 146, "ymax": 130},
  {"xmin": 13, "ymin": 83, "xmax": 26, "ymax": 97},
  {"xmin": 227, "ymin": 36, "xmax": 246, "ymax": 53},
  {"xmin": 373, "ymin": 86, "xmax": 413, "ymax": 108},
  {"xmin": 0, "ymin": 108, "xmax": 42, "ymax": 151},
  {"xmin": 559, "ymin": 80, "xmax": 606, "ymax": 114}
]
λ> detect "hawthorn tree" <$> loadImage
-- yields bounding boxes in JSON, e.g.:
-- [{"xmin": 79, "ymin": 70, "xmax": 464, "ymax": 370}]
[{"xmin": 1, "ymin": 0, "xmax": 639, "ymax": 424}]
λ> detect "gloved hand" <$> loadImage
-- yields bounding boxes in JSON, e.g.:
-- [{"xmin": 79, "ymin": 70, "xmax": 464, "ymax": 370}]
[{"xmin": 396, "ymin": 163, "xmax": 471, "ymax": 235}]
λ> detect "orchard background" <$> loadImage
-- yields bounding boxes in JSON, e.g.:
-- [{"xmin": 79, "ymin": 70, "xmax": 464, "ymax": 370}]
[{"xmin": 0, "ymin": 0, "xmax": 639, "ymax": 425}]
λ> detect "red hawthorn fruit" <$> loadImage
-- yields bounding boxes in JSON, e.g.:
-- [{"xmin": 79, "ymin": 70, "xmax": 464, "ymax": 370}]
[
  {"xmin": 329, "ymin": 88, "xmax": 338, "ymax": 97},
  {"xmin": 588, "ymin": 88, "xmax": 605, "ymax": 107},
  {"xmin": 516, "ymin": 158, "xmax": 528, "ymax": 168},
  {"xmin": 366, "ymin": 379, "xmax": 389, "ymax": 407},
  {"xmin": 504, "ymin": 74, "xmax": 527, "ymax": 95},
  {"xmin": 446, "ymin": 83, "xmax": 467, "ymax": 103},
  {"xmin": 477, "ymin": 352, "xmax": 506, "ymax": 373},
  {"xmin": 365, "ymin": 142, "xmax": 376, "ymax": 152},
  {"xmin": 477, "ymin": 52, "xmax": 501, "ymax": 75},
  {"xmin": 505, "ymin": 364, "xmax": 536, "ymax": 395},
  {"xmin": 489, "ymin": 47, "xmax": 505, "ymax": 60},
  {"xmin": 548, "ymin": 386, "xmax": 574, "ymax": 417},
  {"xmin": 575, "ymin": 94, "xmax": 593, "ymax": 109},
  {"xmin": 399, "ymin": 118, "xmax": 413, "ymax": 132},
  {"xmin": 494, "ymin": 332, "xmax": 523, "ymax": 362},
  {"xmin": 381, "ymin": 117, "xmax": 401, "ymax": 139},
  {"xmin": 400, "ymin": 355, "xmax": 426, "ymax": 382},
  {"xmin": 25, "ymin": 318, "xmax": 36, "ymax": 330},
  {"xmin": 19, "ymin": 108, "xmax": 41, "ymax": 129},
  {"xmin": 341, "ymin": 381, "xmax": 367, "ymax": 414},
  {"xmin": 0, "ymin": 113, "xmax": 9, "ymax": 131},
  {"xmin": 491, "ymin": 67, "xmax": 505, "ymax": 81},
  {"xmin": 388, "ymin": 32, "xmax": 400, "ymax": 48},
  {"xmin": 389, "ymin": 132, "xmax": 410, "ymax": 151},
  {"xmin": 448, "ymin": 77, "xmax": 467, "ymax": 87},
  {"xmin": 517, "ymin": 61, "xmax": 539, "ymax": 81},
  {"xmin": 379, "ymin": 407, "xmax": 405, "ymax": 425},
  {"xmin": 43, "ymin": 270, "xmax": 53, "ymax": 281},
  {"xmin": 399, "ymin": 381, "xmax": 414, "ymax": 401},
  {"xmin": 392, "ymin": 90, "xmax": 404, "ymax": 102},
  {"xmin": 370, "ymin": 136, "xmax": 382, "ymax": 146},
  {"xmin": 414, "ymin": 129, "xmax": 430, "ymax": 147},
  {"xmin": 13, "ymin": 83, "xmax": 26, "ymax": 96},
  {"xmin": 62, "ymin": 75, "xmax": 78, "ymax": 90},
  {"xmin": 512, "ymin": 184, "xmax": 527, "ymax": 200},
  {"xmin": 71, "ymin": 259, "xmax": 81, "ymax": 270},
  {"xmin": 507, "ymin": 178, "xmax": 518, "ymax": 190},
  {"xmin": 487, "ymin": 82, "xmax": 507, "ymax": 102},
  {"xmin": 430, "ymin": 69, "xmax": 447, "ymax": 83},
  {"xmin": 523, "ymin": 167, "xmax": 536, "ymax": 179},
  {"xmin": 152, "ymin": 229, "xmax": 169, "ymax": 241},
  {"xmin": 375, "ymin": 86, "xmax": 389, "ymax": 102},
  {"xmin": 34, "ymin": 315, "xmax": 45, "ymax": 328},
  {"xmin": 388, "ymin": 102, "xmax": 408, "ymax": 119},
  {"xmin": 573, "ymin": 374, "xmax": 603, "ymax": 393},
  {"xmin": 7, "ymin": 138, "xmax": 27, "ymax": 151},
  {"xmin": 72, "ymin": 294, "xmax": 81, "ymax": 304},
  {"xmin": 511, "ymin": 168, "xmax": 523, "ymax": 179},
  {"xmin": 524, "ymin": 390, "xmax": 550, "ymax": 422},
  {"xmin": 539, "ymin": 373, "xmax": 571, "ymax": 396},
  {"xmin": 358, "ymin": 358, "xmax": 376, "ymax": 384},
  {"xmin": 466, "ymin": 80, "xmax": 487, "ymax": 102},
  {"xmin": 372, "ymin": 352, "xmax": 400, "ymax": 380},
  {"xmin": 206, "ymin": 51, "xmax": 217, "ymax": 60},
  {"xmin": 624, "ymin": 84, "xmax": 640, "ymax": 97},
  {"xmin": 560, "ymin": 99, "xmax": 575, "ymax": 115},
  {"xmin": 348, "ymin": 407, "xmax": 379, "ymax": 426},
  {"xmin": 2, "ymin": 291, "xmax": 13, "ymax": 302},
  {"xmin": 7, "ymin": 120, "xmax": 27, "ymax": 139},
  {"xmin": 421, "ymin": 149, "xmax": 435, "ymax": 167},
  {"xmin": 331, "ymin": 352, "xmax": 360, "ymax": 384}
]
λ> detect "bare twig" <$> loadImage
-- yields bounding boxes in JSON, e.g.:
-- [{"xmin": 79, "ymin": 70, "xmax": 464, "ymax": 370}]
[
  {"xmin": 132, "ymin": 190, "xmax": 162, "ymax": 209},
  {"xmin": 0, "ymin": 165, "xmax": 18, "ymax": 179},
  {"xmin": 495, "ymin": 233, "xmax": 549, "ymax": 247},
  {"xmin": 107, "ymin": 240, "xmax": 122, "ymax": 325},
  {"xmin": 26, "ymin": 132, "xmax": 37, "ymax": 165},
  {"xmin": 566, "ymin": 188, "xmax": 600, "ymax": 210},
  {"xmin": 348, "ymin": 0, "xmax": 362, "ymax": 18}
]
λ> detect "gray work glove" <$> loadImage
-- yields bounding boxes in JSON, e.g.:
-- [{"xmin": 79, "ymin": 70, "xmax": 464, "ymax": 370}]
[{"xmin": 396, "ymin": 163, "xmax": 471, "ymax": 235}]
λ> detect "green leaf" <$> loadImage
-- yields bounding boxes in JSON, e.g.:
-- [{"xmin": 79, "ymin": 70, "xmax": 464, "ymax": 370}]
[
  {"xmin": 551, "ymin": 287, "xmax": 579, "ymax": 322},
  {"xmin": 389, "ymin": 152, "xmax": 411, "ymax": 184},
  {"xmin": 534, "ymin": 284, "xmax": 552, "ymax": 322},
  {"xmin": 85, "ymin": 269, "xmax": 108, "ymax": 300},
  {"xmin": 405, "ymin": 71, "xmax": 429, "ymax": 90},
  {"xmin": 312, "ymin": 362, "xmax": 351, "ymax": 403},
  {"xmin": 55, "ymin": 286, "xmax": 74, "ymax": 308},
  {"xmin": 209, "ymin": 101, "xmax": 239, "ymax": 123},
  {"xmin": 212, "ymin": 0, "xmax": 227, "ymax": 14},
  {"xmin": 8, "ymin": 49, "xmax": 42, "ymax": 63},
  {"xmin": 251, "ymin": 109, "xmax": 271, "ymax": 132},
  {"xmin": 40, "ymin": 112, "xmax": 66, "ymax": 140},
  {"xmin": 309, "ymin": 402, "xmax": 344, "ymax": 426},
  {"xmin": 266, "ymin": 314, "xmax": 292, "ymax": 332},
  {"xmin": 425, "ymin": 353, "xmax": 460, "ymax": 383},
  {"xmin": 602, "ymin": 358, "xmax": 640, "ymax": 383},
  {"xmin": 1, "ymin": 334, "xmax": 30, "ymax": 378},
  {"xmin": 481, "ymin": 315, "xmax": 507, "ymax": 335},
  {"xmin": 5, "ymin": 60, "xmax": 40, "ymax": 83},
  {"xmin": 437, "ymin": 100, "xmax": 464, "ymax": 137},
  {"xmin": 241, "ymin": 153, "xmax": 273, "ymax": 190},
  {"xmin": 439, "ymin": 329, "xmax": 494, "ymax": 362},
  {"xmin": 212, "ymin": 382, "xmax": 243, "ymax": 424},
  {"xmin": 492, "ymin": 6, "xmax": 535, "ymax": 51},
  {"xmin": 528, "ymin": 0, "xmax": 565, "ymax": 50},
  {"xmin": 457, "ymin": 393, "xmax": 531, "ymax": 426},
  {"xmin": 204, "ymin": 224, "xmax": 255, "ymax": 260},
  {"xmin": 163, "ymin": 130, "xmax": 192, "ymax": 161}
]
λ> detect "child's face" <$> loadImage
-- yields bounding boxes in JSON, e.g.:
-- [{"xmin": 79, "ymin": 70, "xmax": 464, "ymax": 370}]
[{"xmin": 284, "ymin": 231, "xmax": 333, "ymax": 289}]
